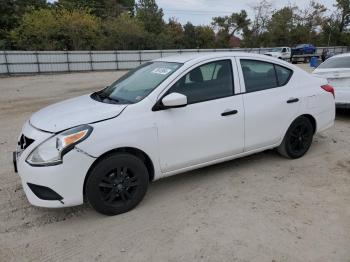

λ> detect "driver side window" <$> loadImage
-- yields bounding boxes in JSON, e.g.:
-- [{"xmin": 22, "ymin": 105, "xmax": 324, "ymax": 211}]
[{"xmin": 169, "ymin": 60, "xmax": 234, "ymax": 104}]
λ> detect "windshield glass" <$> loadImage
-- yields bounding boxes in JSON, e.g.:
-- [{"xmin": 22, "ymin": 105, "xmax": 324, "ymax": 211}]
[
  {"xmin": 271, "ymin": 48, "xmax": 283, "ymax": 52},
  {"xmin": 318, "ymin": 57, "xmax": 350, "ymax": 69},
  {"xmin": 295, "ymin": 44, "xmax": 306, "ymax": 48},
  {"xmin": 96, "ymin": 61, "xmax": 182, "ymax": 104}
]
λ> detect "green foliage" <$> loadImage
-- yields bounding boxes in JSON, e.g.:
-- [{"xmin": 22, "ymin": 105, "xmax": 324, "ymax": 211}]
[
  {"xmin": 3, "ymin": 0, "xmax": 350, "ymax": 50},
  {"xmin": 11, "ymin": 8, "xmax": 101, "ymax": 50},
  {"xmin": 98, "ymin": 12, "xmax": 147, "ymax": 50},
  {"xmin": 0, "ymin": 0, "xmax": 47, "ymax": 49},
  {"xmin": 183, "ymin": 22, "xmax": 197, "ymax": 48},
  {"xmin": 195, "ymin": 26, "xmax": 216, "ymax": 48},
  {"xmin": 57, "ymin": 0, "xmax": 135, "ymax": 18},
  {"xmin": 136, "ymin": 0, "xmax": 164, "ymax": 35}
]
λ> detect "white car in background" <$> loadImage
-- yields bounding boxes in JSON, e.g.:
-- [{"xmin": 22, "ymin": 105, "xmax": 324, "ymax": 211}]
[
  {"xmin": 14, "ymin": 53, "xmax": 335, "ymax": 215},
  {"xmin": 264, "ymin": 47, "xmax": 292, "ymax": 60},
  {"xmin": 313, "ymin": 53, "xmax": 350, "ymax": 108}
]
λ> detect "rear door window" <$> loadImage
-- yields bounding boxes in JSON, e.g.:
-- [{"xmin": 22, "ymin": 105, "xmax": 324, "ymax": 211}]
[
  {"xmin": 241, "ymin": 59, "xmax": 293, "ymax": 92},
  {"xmin": 241, "ymin": 60, "xmax": 278, "ymax": 92}
]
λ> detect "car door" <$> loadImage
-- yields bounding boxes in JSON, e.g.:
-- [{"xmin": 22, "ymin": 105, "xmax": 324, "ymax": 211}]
[
  {"xmin": 237, "ymin": 57, "xmax": 300, "ymax": 151},
  {"xmin": 154, "ymin": 59, "xmax": 244, "ymax": 173},
  {"xmin": 281, "ymin": 47, "xmax": 287, "ymax": 59}
]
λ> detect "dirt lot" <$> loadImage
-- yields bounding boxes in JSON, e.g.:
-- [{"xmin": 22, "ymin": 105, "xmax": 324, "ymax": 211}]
[{"xmin": 0, "ymin": 66, "xmax": 350, "ymax": 262}]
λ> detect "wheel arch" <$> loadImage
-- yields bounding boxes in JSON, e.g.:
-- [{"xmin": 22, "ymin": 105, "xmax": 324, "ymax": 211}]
[
  {"xmin": 83, "ymin": 147, "xmax": 155, "ymax": 196},
  {"xmin": 299, "ymin": 114, "xmax": 317, "ymax": 134}
]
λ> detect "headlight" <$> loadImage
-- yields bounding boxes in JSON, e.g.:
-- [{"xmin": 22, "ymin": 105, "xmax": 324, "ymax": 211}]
[{"xmin": 26, "ymin": 125, "xmax": 93, "ymax": 166}]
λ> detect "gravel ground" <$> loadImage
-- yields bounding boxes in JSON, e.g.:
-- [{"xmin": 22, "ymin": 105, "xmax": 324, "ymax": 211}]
[{"xmin": 0, "ymin": 66, "xmax": 349, "ymax": 262}]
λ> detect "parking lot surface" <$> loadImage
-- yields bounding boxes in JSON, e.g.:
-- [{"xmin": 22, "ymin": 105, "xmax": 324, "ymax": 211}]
[{"xmin": 0, "ymin": 67, "xmax": 349, "ymax": 262}]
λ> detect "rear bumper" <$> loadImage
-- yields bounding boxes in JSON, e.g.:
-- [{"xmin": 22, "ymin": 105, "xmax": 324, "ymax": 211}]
[{"xmin": 334, "ymin": 88, "xmax": 350, "ymax": 107}]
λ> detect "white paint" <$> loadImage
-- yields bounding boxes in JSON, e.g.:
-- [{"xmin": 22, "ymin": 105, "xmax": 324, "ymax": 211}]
[{"xmin": 16, "ymin": 52, "xmax": 335, "ymax": 208}]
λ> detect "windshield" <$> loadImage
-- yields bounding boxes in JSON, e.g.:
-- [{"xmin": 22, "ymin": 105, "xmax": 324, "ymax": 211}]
[
  {"xmin": 94, "ymin": 61, "xmax": 182, "ymax": 104},
  {"xmin": 318, "ymin": 57, "xmax": 350, "ymax": 69},
  {"xmin": 271, "ymin": 48, "xmax": 283, "ymax": 52},
  {"xmin": 295, "ymin": 44, "xmax": 306, "ymax": 48}
]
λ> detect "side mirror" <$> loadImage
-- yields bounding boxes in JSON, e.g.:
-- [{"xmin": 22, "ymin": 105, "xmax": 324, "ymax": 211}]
[{"xmin": 161, "ymin": 92, "xmax": 187, "ymax": 109}]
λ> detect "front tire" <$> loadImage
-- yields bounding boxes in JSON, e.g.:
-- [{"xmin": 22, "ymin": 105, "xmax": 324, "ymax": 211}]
[
  {"xmin": 278, "ymin": 116, "xmax": 314, "ymax": 159},
  {"xmin": 86, "ymin": 153, "xmax": 149, "ymax": 216}
]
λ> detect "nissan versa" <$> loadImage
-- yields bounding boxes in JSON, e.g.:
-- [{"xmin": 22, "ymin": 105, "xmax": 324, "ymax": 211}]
[{"xmin": 14, "ymin": 53, "xmax": 335, "ymax": 215}]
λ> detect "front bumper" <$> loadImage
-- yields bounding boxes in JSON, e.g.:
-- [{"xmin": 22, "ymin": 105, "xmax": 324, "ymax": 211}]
[{"xmin": 15, "ymin": 122, "xmax": 96, "ymax": 208}]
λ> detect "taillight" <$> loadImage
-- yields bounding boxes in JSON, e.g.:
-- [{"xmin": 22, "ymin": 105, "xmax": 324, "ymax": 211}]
[{"xmin": 321, "ymin": 84, "xmax": 335, "ymax": 98}]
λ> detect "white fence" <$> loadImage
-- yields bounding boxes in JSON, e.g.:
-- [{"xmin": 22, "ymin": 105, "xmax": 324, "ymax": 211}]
[{"xmin": 0, "ymin": 46, "xmax": 348, "ymax": 75}]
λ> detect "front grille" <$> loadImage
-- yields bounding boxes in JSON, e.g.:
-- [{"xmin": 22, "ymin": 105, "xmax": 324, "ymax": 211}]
[{"xmin": 18, "ymin": 135, "xmax": 35, "ymax": 150}]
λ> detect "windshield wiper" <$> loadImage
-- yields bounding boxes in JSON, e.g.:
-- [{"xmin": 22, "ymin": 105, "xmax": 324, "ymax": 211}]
[
  {"xmin": 92, "ymin": 91, "xmax": 118, "ymax": 103},
  {"xmin": 92, "ymin": 91, "xmax": 133, "ymax": 104}
]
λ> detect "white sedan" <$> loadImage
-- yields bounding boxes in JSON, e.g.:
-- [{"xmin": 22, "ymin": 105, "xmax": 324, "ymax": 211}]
[
  {"xmin": 313, "ymin": 53, "xmax": 350, "ymax": 108},
  {"xmin": 14, "ymin": 53, "xmax": 335, "ymax": 215}
]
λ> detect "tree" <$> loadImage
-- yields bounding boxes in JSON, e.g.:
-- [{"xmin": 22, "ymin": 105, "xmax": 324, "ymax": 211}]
[
  {"xmin": 0, "ymin": 0, "xmax": 47, "ymax": 48},
  {"xmin": 98, "ymin": 12, "xmax": 148, "ymax": 50},
  {"xmin": 183, "ymin": 22, "xmax": 197, "ymax": 48},
  {"xmin": 296, "ymin": 1, "xmax": 327, "ymax": 43},
  {"xmin": 244, "ymin": 0, "xmax": 272, "ymax": 47},
  {"xmin": 267, "ymin": 6, "xmax": 297, "ymax": 46},
  {"xmin": 11, "ymin": 8, "xmax": 101, "ymax": 50},
  {"xmin": 136, "ymin": 0, "xmax": 164, "ymax": 35},
  {"xmin": 335, "ymin": 0, "xmax": 350, "ymax": 33},
  {"xmin": 195, "ymin": 26, "xmax": 215, "ymax": 48},
  {"xmin": 57, "ymin": 0, "xmax": 135, "ymax": 18},
  {"xmin": 164, "ymin": 18, "xmax": 184, "ymax": 48},
  {"xmin": 212, "ymin": 10, "xmax": 250, "ymax": 37},
  {"xmin": 212, "ymin": 10, "xmax": 250, "ymax": 48}
]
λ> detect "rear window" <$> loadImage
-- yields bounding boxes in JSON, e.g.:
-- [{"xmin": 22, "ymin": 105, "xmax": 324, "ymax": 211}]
[{"xmin": 318, "ymin": 56, "xmax": 350, "ymax": 69}]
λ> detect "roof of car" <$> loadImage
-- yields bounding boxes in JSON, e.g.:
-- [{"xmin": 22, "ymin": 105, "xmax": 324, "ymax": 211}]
[{"xmin": 155, "ymin": 52, "xmax": 270, "ymax": 64}]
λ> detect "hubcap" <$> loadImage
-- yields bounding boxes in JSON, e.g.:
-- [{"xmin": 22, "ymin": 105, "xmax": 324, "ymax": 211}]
[{"xmin": 98, "ymin": 166, "xmax": 139, "ymax": 205}]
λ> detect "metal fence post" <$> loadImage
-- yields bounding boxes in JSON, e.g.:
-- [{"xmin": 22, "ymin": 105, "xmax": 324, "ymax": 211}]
[
  {"xmin": 160, "ymin": 49, "xmax": 163, "ymax": 58},
  {"xmin": 139, "ymin": 50, "xmax": 142, "ymax": 65},
  {"xmin": 66, "ymin": 51, "xmax": 70, "ymax": 73},
  {"xmin": 3, "ymin": 51, "xmax": 10, "ymax": 75},
  {"xmin": 115, "ymin": 50, "xmax": 119, "ymax": 70},
  {"xmin": 89, "ymin": 51, "xmax": 94, "ymax": 71},
  {"xmin": 35, "ymin": 51, "xmax": 40, "ymax": 73}
]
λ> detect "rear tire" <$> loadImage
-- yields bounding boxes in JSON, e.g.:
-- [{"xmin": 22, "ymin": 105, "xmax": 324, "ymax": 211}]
[
  {"xmin": 86, "ymin": 153, "xmax": 149, "ymax": 216},
  {"xmin": 278, "ymin": 116, "xmax": 314, "ymax": 159}
]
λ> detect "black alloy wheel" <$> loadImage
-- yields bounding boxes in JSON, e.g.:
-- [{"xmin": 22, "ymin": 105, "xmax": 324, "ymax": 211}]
[
  {"xmin": 86, "ymin": 153, "xmax": 149, "ymax": 215},
  {"xmin": 278, "ymin": 116, "xmax": 314, "ymax": 159}
]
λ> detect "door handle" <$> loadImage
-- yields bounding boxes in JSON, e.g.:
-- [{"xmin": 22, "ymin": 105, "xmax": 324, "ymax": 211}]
[
  {"xmin": 287, "ymin": 98, "xmax": 299, "ymax": 104},
  {"xmin": 221, "ymin": 110, "xmax": 238, "ymax": 116}
]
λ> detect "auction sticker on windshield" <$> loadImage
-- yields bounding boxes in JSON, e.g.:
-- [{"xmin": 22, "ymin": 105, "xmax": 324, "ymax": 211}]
[{"xmin": 152, "ymin": 68, "xmax": 173, "ymax": 75}]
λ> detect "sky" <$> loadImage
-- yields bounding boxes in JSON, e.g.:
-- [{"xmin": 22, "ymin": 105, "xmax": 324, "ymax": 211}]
[{"xmin": 157, "ymin": 0, "xmax": 336, "ymax": 25}]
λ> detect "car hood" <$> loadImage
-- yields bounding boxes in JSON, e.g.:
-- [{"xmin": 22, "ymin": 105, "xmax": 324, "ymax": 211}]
[
  {"xmin": 30, "ymin": 94, "xmax": 127, "ymax": 132},
  {"xmin": 265, "ymin": 52, "xmax": 280, "ymax": 56}
]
